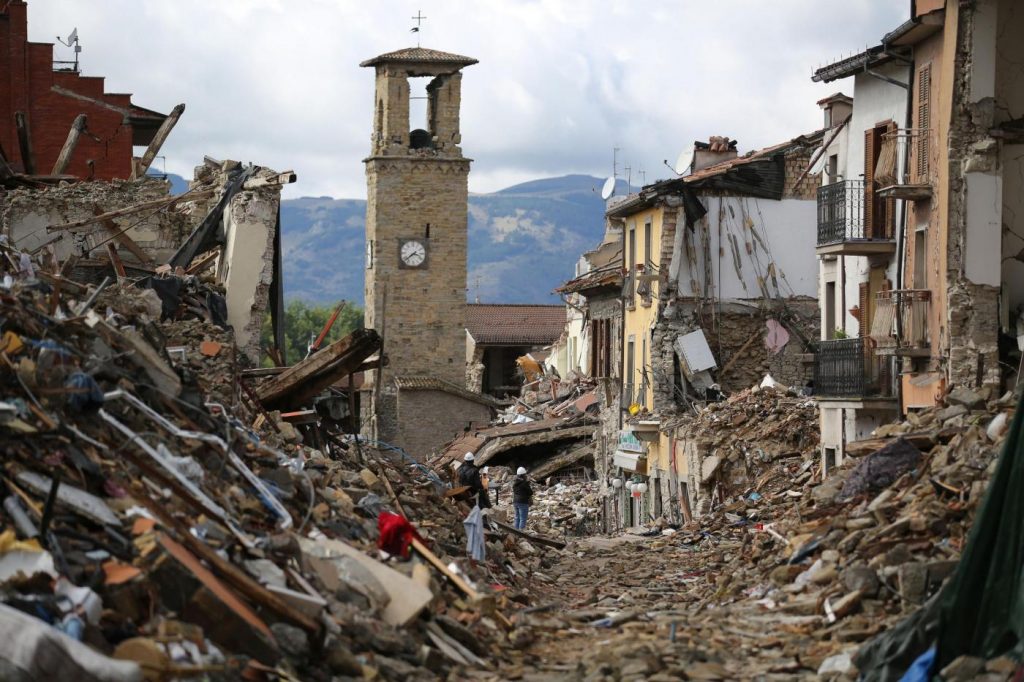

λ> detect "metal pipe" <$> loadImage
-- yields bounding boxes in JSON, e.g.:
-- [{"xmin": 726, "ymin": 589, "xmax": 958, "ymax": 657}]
[
  {"xmin": 98, "ymin": 408, "xmax": 255, "ymax": 548},
  {"xmin": 4, "ymin": 495, "xmax": 38, "ymax": 539},
  {"xmin": 75, "ymin": 276, "xmax": 112, "ymax": 315},
  {"xmin": 102, "ymin": 390, "xmax": 293, "ymax": 530}
]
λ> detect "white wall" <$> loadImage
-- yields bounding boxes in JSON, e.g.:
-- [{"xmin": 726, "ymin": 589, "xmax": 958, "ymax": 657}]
[
  {"xmin": 680, "ymin": 195, "xmax": 819, "ymax": 301},
  {"xmin": 835, "ymin": 65, "xmax": 909, "ymax": 334}
]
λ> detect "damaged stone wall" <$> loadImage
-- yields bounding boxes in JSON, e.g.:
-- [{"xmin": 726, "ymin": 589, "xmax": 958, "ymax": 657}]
[
  {"xmin": 942, "ymin": 0, "xmax": 1009, "ymax": 391},
  {"xmin": 396, "ymin": 389, "xmax": 491, "ymax": 460},
  {"xmin": 651, "ymin": 298, "xmax": 818, "ymax": 412},
  {"xmin": 1, "ymin": 178, "xmax": 191, "ymax": 265},
  {"xmin": 1, "ymin": 158, "xmax": 288, "ymax": 366}
]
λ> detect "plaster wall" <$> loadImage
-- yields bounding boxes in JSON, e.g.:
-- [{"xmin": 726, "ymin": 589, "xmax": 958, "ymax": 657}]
[
  {"xmin": 622, "ymin": 206, "xmax": 663, "ymax": 411},
  {"xmin": 220, "ymin": 189, "xmax": 279, "ymax": 364},
  {"xmin": 964, "ymin": 172, "xmax": 1003, "ymax": 287},
  {"xmin": 677, "ymin": 196, "xmax": 818, "ymax": 302}
]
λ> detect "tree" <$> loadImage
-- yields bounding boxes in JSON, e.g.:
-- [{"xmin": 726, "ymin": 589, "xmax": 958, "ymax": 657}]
[{"xmin": 260, "ymin": 300, "xmax": 364, "ymax": 366}]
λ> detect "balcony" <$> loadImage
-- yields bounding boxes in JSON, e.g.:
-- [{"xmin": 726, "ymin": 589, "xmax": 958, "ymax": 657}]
[
  {"xmin": 816, "ymin": 180, "xmax": 897, "ymax": 257},
  {"xmin": 813, "ymin": 337, "xmax": 893, "ymax": 403},
  {"xmin": 876, "ymin": 129, "xmax": 933, "ymax": 201},
  {"xmin": 870, "ymin": 289, "xmax": 931, "ymax": 357}
]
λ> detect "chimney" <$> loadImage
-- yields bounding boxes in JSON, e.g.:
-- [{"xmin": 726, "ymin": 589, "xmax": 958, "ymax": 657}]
[{"xmin": 692, "ymin": 136, "xmax": 738, "ymax": 172}]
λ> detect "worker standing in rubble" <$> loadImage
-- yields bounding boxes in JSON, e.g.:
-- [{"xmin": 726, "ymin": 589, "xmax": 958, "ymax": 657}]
[
  {"xmin": 512, "ymin": 467, "xmax": 533, "ymax": 530},
  {"xmin": 459, "ymin": 453, "xmax": 491, "ymax": 510}
]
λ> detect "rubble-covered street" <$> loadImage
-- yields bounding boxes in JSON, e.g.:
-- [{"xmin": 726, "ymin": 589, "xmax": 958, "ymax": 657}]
[
  {"xmin": 4, "ymin": 0, "xmax": 1024, "ymax": 680},
  {"xmin": 493, "ymin": 389, "xmax": 1017, "ymax": 681}
]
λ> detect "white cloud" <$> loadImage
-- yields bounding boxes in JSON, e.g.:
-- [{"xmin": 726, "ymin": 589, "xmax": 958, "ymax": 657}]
[{"xmin": 27, "ymin": 0, "xmax": 906, "ymax": 199}]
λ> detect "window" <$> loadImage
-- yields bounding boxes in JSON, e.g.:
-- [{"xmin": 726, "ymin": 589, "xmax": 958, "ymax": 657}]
[
  {"xmin": 625, "ymin": 336, "xmax": 636, "ymax": 406},
  {"xmin": 589, "ymin": 319, "xmax": 613, "ymax": 378},
  {"xmin": 916, "ymin": 64, "xmax": 932, "ymax": 181},
  {"xmin": 824, "ymin": 447, "xmax": 837, "ymax": 474},
  {"xmin": 626, "ymin": 224, "xmax": 636, "ymax": 304},
  {"xmin": 640, "ymin": 336, "xmax": 648, "ymax": 407},
  {"xmin": 914, "ymin": 225, "xmax": 928, "ymax": 289},
  {"xmin": 827, "ymin": 154, "xmax": 838, "ymax": 182},
  {"xmin": 825, "ymin": 281, "xmax": 837, "ymax": 339},
  {"xmin": 644, "ymin": 220, "xmax": 653, "ymax": 268}
]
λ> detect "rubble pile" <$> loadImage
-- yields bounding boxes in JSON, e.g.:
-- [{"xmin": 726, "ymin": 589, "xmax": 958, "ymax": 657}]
[
  {"xmin": 660, "ymin": 385, "xmax": 821, "ymax": 516},
  {"xmin": 0, "ymin": 256, "xmax": 555, "ymax": 680},
  {"xmin": 492, "ymin": 476, "xmax": 603, "ymax": 540},
  {"xmin": 498, "ymin": 372, "xmax": 599, "ymax": 425},
  {"xmin": 502, "ymin": 389, "xmax": 1016, "ymax": 680}
]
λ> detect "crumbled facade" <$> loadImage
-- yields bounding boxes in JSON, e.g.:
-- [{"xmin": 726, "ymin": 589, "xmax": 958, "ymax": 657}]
[
  {"xmin": 2, "ymin": 158, "xmax": 292, "ymax": 365},
  {"xmin": 603, "ymin": 133, "xmax": 824, "ymax": 525}
]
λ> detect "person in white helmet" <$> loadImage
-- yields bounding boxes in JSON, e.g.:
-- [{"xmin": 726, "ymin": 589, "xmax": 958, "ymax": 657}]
[
  {"xmin": 512, "ymin": 466, "xmax": 532, "ymax": 530},
  {"xmin": 458, "ymin": 452, "xmax": 491, "ymax": 510}
]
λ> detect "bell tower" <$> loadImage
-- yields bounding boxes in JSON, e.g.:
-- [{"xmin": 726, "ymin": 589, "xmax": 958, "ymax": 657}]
[{"xmin": 361, "ymin": 47, "xmax": 477, "ymax": 442}]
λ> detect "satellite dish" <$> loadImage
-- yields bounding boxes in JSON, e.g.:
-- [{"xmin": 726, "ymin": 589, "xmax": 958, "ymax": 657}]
[
  {"xmin": 674, "ymin": 148, "xmax": 694, "ymax": 176},
  {"xmin": 600, "ymin": 176, "xmax": 616, "ymax": 200}
]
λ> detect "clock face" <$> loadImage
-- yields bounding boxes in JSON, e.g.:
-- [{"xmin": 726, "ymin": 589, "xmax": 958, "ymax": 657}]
[{"xmin": 400, "ymin": 239, "xmax": 427, "ymax": 268}]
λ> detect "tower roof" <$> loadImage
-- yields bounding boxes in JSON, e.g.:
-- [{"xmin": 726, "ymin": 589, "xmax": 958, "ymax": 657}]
[{"xmin": 360, "ymin": 46, "xmax": 478, "ymax": 68}]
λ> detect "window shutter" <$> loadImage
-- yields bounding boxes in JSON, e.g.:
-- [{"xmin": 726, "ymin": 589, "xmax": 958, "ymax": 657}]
[
  {"xmin": 916, "ymin": 65, "xmax": 931, "ymax": 181},
  {"xmin": 859, "ymin": 282, "xmax": 870, "ymax": 337},
  {"xmin": 864, "ymin": 130, "xmax": 876, "ymax": 238}
]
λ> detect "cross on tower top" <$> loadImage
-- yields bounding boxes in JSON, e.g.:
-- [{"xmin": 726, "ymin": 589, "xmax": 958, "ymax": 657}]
[{"xmin": 410, "ymin": 10, "xmax": 426, "ymax": 45}]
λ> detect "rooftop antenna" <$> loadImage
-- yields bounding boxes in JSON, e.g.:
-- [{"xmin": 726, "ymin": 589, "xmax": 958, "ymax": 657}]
[
  {"xmin": 474, "ymin": 275, "xmax": 481, "ymax": 303},
  {"xmin": 410, "ymin": 10, "xmax": 426, "ymax": 47},
  {"xmin": 600, "ymin": 146, "xmax": 620, "ymax": 202},
  {"xmin": 638, "ymin": 168, "xmax": 647, "ymax": 187},
  {"xmin": 624, "ymin": 164, "xmax": 632, "ymax": 194},
  {"xmin": 55, "ymin": 28, "xmax": 81, "ymax": 73}
]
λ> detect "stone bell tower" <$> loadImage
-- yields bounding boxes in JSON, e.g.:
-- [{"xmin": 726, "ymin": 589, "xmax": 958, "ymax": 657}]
[{"xmin": 361, "ymin": 47, "xmax": 477, "ymax": 442}]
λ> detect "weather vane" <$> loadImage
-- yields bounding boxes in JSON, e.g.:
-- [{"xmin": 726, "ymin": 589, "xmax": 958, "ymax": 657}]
[{"xmin": 411, "ymin": 10, "xmax": 426, "ymax": 47}]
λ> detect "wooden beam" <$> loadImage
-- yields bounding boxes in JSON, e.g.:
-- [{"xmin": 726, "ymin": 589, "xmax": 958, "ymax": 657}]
[
  {"xmin": 185, "ymin": 249, "xmax": 219, "ymax": 275},
  {"xmin": 132, "ymin": 103, "xmax": 185, "ymax": 179},
  {"xmin": 47, "ymin": 191, "xmax": 212, "ymax": 233},
  {"xmin": 106, "ymin": 243, "xmax": 126, "ymax": 278},
  {"xmin": 490, "ymin": 519, "xmax": 566, "ymax": 550},
  {"xmin": 410, "ymin": 538, "xmax": 479, "ymax": 599},
  {"xmin": 94, "ymin": 204, "xmax": 153, "ymax": 264},
  {"xmin": 51, "ymin": 114, "xmax": 87, "ymax": 175},
  {"xmin": 255, "ymin": 328, "xmax": 381, "ymax": 409},
  {"xmin": 14, "ymin": 111, "xmax": 35, "ymax": 174}
]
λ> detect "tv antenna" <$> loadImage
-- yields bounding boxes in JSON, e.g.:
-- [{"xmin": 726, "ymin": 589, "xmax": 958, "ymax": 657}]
[
  {"xmin": 56, "ymin": 28, "xmax": 81, "ymax": 73},
  {"xmin": 410, "ymin": 10, "xmax": 426, "ymax": 47}
]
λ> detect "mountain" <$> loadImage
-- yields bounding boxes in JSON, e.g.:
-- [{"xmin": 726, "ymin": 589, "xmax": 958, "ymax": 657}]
[
  {"xmin": 281, "ymin": 174, "xmax": 624, "ymax": 305},
  {"xmin": 148, "ymin": 171, "xmax": 189, "ymax": 195}
]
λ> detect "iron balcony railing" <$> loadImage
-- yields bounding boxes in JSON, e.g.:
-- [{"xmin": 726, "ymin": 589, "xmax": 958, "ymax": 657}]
[
  {"xmin": 817, "ymin": 180, "xmax": 867, "ymax": 245},
  {"xmin": 814, "ymin": 337, "xmax": 888, "ymax": 398},
  {"xmin": 870, "ymin": 289, "xmax": 931, "ymax": 351}
]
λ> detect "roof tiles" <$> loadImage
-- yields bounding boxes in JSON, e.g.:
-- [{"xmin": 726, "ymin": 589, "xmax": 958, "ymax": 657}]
[{"xmin": 465, "ymin": 304, "xmax": 565, "ymax": 345}]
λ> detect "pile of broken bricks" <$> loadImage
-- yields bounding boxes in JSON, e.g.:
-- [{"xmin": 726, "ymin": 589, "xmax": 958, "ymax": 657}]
[
  {"xmin": 0, "ymin": 241, "xmax": 569, "ymax": 681},
  {"xmin": 501, "ymin": 387, "xmax": 1018, "ymax": 680}
]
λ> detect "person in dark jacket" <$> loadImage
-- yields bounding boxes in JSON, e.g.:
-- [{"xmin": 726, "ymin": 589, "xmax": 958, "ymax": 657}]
[
  {"xmin": 512, "ymin": 467, "xmax": 533, "ymax": 530},
  {"xmin": 458, "ymin": 452, "xmax": 491, "ymax": 510}
]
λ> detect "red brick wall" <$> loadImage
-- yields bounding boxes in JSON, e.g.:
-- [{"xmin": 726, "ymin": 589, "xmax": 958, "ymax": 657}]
[{"xmin": 1, "ymin": 1, "xmax": 139, "ymax": 179}]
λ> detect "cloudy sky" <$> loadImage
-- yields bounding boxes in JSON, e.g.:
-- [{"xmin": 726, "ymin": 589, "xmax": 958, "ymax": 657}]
[{"xmin": 27, "ymin": 1, "xmax": 906, "ymax": 199}]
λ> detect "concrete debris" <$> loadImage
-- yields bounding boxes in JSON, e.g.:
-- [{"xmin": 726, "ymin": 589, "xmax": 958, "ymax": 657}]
[
  {"xmin": 0, "ymin": 235, "xmax": 563, "ymax": 680},
  {"xmin": 484, "ymin": 391, "xmax": 1017, "ymax": 680}
]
